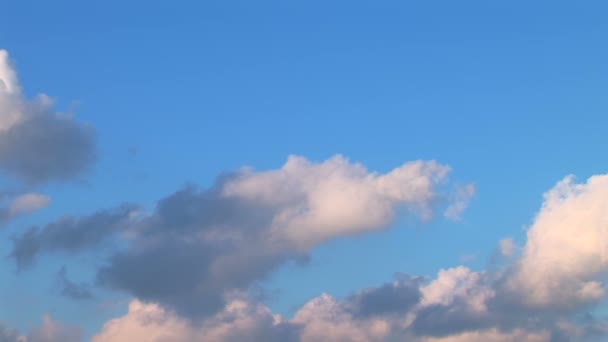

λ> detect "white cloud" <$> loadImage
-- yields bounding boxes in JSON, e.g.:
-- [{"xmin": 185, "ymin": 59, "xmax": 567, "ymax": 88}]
[
  {"xmin": 0, "ymin": 49, "xmax": 22, "ymax": 131},
  {"xmin": 92, "ymin": 294, "xmax": 395, "ymax": 342},
  {"xmin": 92, "ymin": 296, "xmax": 291, "ymax": 342},
  {"xmin": 92, "ymin": 300, "xmax": 195, "ymax": 342},
  {"xmin": 82, "ymin": 154, "xmax": 465, "ymax": 319},
  {"xmin": 223, "ymin": 155, "xmax": 453, "ymax": 250},
  {"xmin": 293, "ymin": 294, "xmax": 392, "ymax": 342},
  {"xmin": 419, "ymin": 266, "xmax": 494, "ymax": 313},
  {"xmin": 510, "ymin": 174, "xmax": 608, "ymax": 309}
]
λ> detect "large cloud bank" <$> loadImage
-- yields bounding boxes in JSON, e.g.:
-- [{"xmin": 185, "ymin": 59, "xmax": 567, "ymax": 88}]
[{"xmin": 89, "ymin": 174, "xmax": 608, "ymax": 341}]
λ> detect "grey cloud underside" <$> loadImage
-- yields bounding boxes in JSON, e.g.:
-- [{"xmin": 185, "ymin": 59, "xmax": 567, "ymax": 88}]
[
  {"xmin": 0, "ymin": 112, "xmax": 96, "ymax": 184},
  {"xmin": 0, "ymin": 50, "xmax": 97, "ymax": 184},
  {"xmin": 205, "ymin": 314, "xmax": 301, "ymax": 342},
  {"xmin": 93, "ymin": 269, "xmax": 608, "ymax": 342},
  {"xmin": 381, "ymin": 272, "xmax": 605, "ymax": 341},
  {"xmin": 289, "ymin": 273, "xmax": 605, "ymax": 341},
  {"xmin": 11, "ymin": 204, "xmax": 138, "ymax": 269},
  {"xmin": 95, "ymin": 158, "xmax": 450, "ymax": 321},
  {"xmin": 10, "ymin": 180, "xmax": 301, "ymax": 318},
  {"xmin": 345, "ymin": 275, "xmax": 422, "ymax": 318},
  {"xmin": 96, "ymin": 183, "xmax": 298, "ymax": 319},
  {"xmin": 178, "ymin": 266, "xmax": 605, "ymax": 341},
  {"xmin": 348, "ymin": 276, "xmax": 534, "ymax": 339}
]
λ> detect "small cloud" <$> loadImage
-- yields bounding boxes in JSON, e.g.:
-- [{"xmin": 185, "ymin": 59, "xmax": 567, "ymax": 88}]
[
  {"xmin": 444, "ymin": 183, "xmax": 476, "ymax": 221},
  {"xmin": 0, "ymin": 192, "xmax": 51, "ymax": 225},
  {"xmin": 8, "ymin": 193, "xmax": 51, "ymax": 217}
]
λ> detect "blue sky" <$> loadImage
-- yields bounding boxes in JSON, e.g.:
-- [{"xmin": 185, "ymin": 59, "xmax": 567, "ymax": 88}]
[{"xmin": 2, "ymin": 1, "xmax": 608, "ymax": 341}]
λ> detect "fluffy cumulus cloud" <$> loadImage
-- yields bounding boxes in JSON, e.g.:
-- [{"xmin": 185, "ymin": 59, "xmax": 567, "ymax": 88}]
[
  {"xmin": 96, "ymin": 155, "xmax": 459, "ymax": 319},
  {"xmin": 92, "ymin": 295, "xmax": 298, "ymax": 342},
  {"xmin": 509, "ymin": 175, "xmax": 608, "ymax": 310},
  {"xmin": 87, "ymin": 173, "xmax": 608, "ymax": 341},
  {"xmin": 220, "ymin": 155, "xmax": 452, "ymax": 249},
  {"xmin": 88, "ymin": 271, "xmax": 552, "ymax": 342},
  {"xmin": 13, "ymin": 155, "xmax": 461, "ymax": 321},
  {"xmin": 0, "ymin": 50, "xmax": 96, "ymax": 184},
  {"xmin": 89, "ymin": 266, "xmax": 597, "ymax": 342},
  {"xmin": 92, "ymin": 291, "xmax": 405, "ymax": 342}
]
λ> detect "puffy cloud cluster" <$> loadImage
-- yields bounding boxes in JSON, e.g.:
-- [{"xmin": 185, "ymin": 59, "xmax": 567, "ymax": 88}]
[
  {"xmin": 0, "ymin": 50, "xmax": 96, "ymax": 184},
  {"xmin": 93, "ymin": 295, "xmax": 298, "ymax": 342},
  {"xmin": 92, "ymin": 290, "xmax": 405, "ymax": 342},
  {"xmin": 88, "ymin": 266, "xmax": 599, "ymax": 342},
  {"xmin": 221, "ymin": 155, "xmax": 453, "ymax": 249},
  {"xmin": 510, "ymin": 175, "xmax": 608, "ymax": 310},
  {"xmin": 88, "ymin": 173, "xmax": 608, "ymax": 341},
  {"xmin": 88, "ymin": 271, "xmax": 552, "ymax": 342}
]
